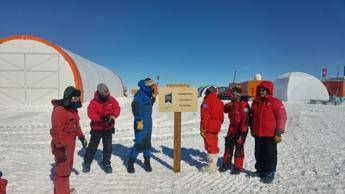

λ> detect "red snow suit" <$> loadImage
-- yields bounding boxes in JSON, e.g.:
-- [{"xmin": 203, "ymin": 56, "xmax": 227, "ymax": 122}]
[
  {"xmin": 50, "ymin": 100, "xmax": 84, "ymax": 194},
  {"xmin": 222, "ymin": 100, "xmax": 250, "ymax": 170},
  {"xmin": 224, "ymin": 100, "xmax": 249, "ymax": 136},
  {"xmin": 87, "ymin": 92, "xmax": 121, "ymax": 130},
  {"xmin": 200, "ymin": 93, "xmax": 224, "ymax": 154},
  {"xmin": 0, "ymin": 178, "xmax": 7, "ymax": 194},
  {"xmin": 250, "ymin": 81, "xmax": 287, "ymax": 137}
]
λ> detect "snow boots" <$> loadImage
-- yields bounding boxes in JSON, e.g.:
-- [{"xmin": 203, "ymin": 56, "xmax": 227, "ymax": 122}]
[
  {"xmin": 103, "ymin": 164, "xmax": 112, "ymax": 174},
  {"xmin": 261, "ymin": 172, "xmax": 275, "ymax": 184},
  {"xmin": 218, "ymin": 161, "xmax": 231, "ymax": 172},
  {"xmin": 127, "ymin": 158, "xmax": 135, "ymax": 173},
  {"xmin": 201, "ymin": 154, "xmax": 218, "ymax": 174},
  {"xmin": 82, "ymin": 162, "xmax": 91, "ymax": 173},
  {"xmin": 127, "ymin": 157, "xmax": 151, "ymax": 173},
  {"xmin": 251, "ymin": 170, "xmax": 262, "ymax": 178},
  {"xmin": 70, "ymin": 188, "xmax": 77, "ymax": 194},
  {"xmin": 230, "ymin": 166, "xmax": 241, "ymax": 174},
  {"xmin": 144, "ymin": 157, "xmax": 152, "ymax": 172}
]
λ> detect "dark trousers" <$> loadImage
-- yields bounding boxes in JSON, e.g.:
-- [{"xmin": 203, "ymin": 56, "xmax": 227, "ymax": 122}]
[
  {"xmin": 84, "ymin": 129, "xmax": 113, "ymax": 165},
  {"xmin": 254, "ymin": 137, "xmax": 277, "ymax": 173}
]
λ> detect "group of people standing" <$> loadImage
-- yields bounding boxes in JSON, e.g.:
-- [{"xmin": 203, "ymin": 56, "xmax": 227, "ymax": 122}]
[
  {"xmin": 200, "ymin": 80, "xmax": 287, "ymax": 184},
  {"xmin": 49, "ymin": 78, "xmax": 286, "ymax": 193},
  {"xmin": 50, "ymin": 78, "xmax": 157, "ymax": 194}
]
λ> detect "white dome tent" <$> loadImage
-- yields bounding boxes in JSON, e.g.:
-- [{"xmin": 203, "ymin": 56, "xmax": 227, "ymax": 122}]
[
  {"xmin": 0, "ymin": 35, "xmax": 124, "ymax": 105},
  {"xmin": 274, "ymin": 72, "xmax": 329, "ymax": 101}
]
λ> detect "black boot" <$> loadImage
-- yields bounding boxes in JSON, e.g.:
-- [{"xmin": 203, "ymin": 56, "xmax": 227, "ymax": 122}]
[
  {"xmin": 82, "ymin": 161, "xmax": 91, "ymax": 173},
  {"xmin": 218, "ymin": 161, "xmax": 231, "ymax": 172},
  {"xmin": 261, "ymin": 172, "xmax": 275, "ymax": 184},
  {"xmin": 230, "ymin": 166, "xmax": 241, "ymax": 174},
  {"xmin": 127, "ymin": 158, "xmax": 135, "ymax": 173},
  {"xmin": 144, "ymin": 157, "xmax": 152, "ymax": 172},
  {"xmin": 103, "ymin": 164, "xmax": 113, "ymax": 174},
  {"xmin": 252, "ymin": 170, "xmax": 263, "ymax": 178}
]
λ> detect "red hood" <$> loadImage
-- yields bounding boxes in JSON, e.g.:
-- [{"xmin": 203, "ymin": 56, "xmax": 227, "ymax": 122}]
[
  {"xmin": 94, "ymin": 91, "xmax": 101, "ymax": 102},
  {"xmin": 256, "ymin": 81, "xmax": 274, "ymax": 96},
  {"xmin": 205, "ymin": 92, "xmax": 219, "ymax": 100}
]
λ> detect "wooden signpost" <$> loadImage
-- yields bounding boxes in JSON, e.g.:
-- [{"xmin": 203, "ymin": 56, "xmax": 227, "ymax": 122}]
[{"xmin": 158, "ymin": 84, "xmax": 197, "ymax": 172}]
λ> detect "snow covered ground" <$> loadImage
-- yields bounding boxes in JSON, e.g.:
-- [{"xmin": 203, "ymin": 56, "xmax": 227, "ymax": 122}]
[{"xmin": 1, "ymin": 98, "xmax": 345, "ymax": 193}]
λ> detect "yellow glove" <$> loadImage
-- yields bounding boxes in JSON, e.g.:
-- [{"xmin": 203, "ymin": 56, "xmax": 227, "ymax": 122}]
[
  {"xmin": 136, "ymin": 120, "xmax": 144, "ymax": 130},
  {"xmin": 200, "ymin": 128, "xmax": 206, "ymax": 138},
  {"xmin": 274, "ymin": 134, "xmax": 282, "ymax": 143},
  {"xmin": 274, "ymin": 129, "xmax": 284, "ymax": 143}
]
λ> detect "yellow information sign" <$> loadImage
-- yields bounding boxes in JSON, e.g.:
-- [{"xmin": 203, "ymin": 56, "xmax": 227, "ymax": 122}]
[{"xmin": 158, "ymin": 87, "xmax": 198, "ymax": 112}]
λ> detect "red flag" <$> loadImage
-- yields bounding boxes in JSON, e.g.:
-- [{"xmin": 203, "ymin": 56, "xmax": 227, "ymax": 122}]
[{"xmin": 322, "ymin": 68, "xmax": 327, "ymax": 77}]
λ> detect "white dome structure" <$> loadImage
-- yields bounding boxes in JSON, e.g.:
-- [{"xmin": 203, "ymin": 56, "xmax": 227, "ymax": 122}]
[
  {"xmin": 274, "ymin": 72, "xmax": 329, "ymax": 101},
  {"xmin": 0, "ymin": 35, "xmax": 124, "ymax": 105}
]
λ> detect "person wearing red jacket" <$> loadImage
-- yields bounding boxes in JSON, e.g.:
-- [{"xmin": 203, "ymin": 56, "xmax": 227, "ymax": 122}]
[
  {"xmin": 219, "ymin": 86, "xmax": 250, "ymax": 174},
  {"xmin": 0, "ymin": 171, "xmax": 7, "ymax": 194},
  {"xmin": 250, "ymin": 81, "xmax": 287, "ymax": 183},
  {"xmin": 50, "ymin": 86, "xmax": 87, "ymax": 194},
  {"xmin": 200, "ymin": 87, "xmax": 224, "ymax": 173},
  {"xmin": 83, "ymin": 83, "xmax": 121, "ymax": 174}
]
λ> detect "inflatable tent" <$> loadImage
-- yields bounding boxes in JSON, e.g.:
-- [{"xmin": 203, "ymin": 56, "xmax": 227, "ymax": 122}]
[
  {"xmin": 0, "ymin": 35, "xmax": 124, "ymax": 105},
  {"xmin": 274, "ymin": 72, "xmax": 329, "ymax": 101}
]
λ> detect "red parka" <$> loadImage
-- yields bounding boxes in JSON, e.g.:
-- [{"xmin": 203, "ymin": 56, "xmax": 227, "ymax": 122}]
[
  {"xmin": 50, "ymin": 99, "xmax": 84, "ymax": 194},
  {"xmin": 0, "ymin": 178, "xmax": 7, "ymax": 194},
  {"xmin": 200, "ymin": 93, "xmax": 224, "ymax": 133},
  {"xmin": 87, "ymin": 92, "xmax": 121, "ymax": 130},
  {"xmin": 50, "ymin": 100, "xmax": 84, "ymax": 148},
  {"xmin": 224, "ymin": 100, "xmax": 249, "ymax": 135},
  {"xmin": 250, "ymin": 81, "xmax": 287, "ymax": 137}
]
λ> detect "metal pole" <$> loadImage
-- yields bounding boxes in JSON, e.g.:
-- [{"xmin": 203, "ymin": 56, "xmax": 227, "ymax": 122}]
[{"xmin": 232, "ymin": 70, "xmax": 237, "ymax": 84}]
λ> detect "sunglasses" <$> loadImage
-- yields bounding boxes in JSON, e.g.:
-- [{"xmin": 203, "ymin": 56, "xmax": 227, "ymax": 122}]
[{"xmin": 71, "ymin": 96, "xmax": 80, "ymax": 101}]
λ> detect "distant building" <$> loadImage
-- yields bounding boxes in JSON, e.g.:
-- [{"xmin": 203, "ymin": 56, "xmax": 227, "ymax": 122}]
[
  {"xmin": 323, "ymin": 78, "xmax": 345, "ymax": 97},
  {"xmin": 0, "ymin": 35, "xmax": 124, "ymax": 105}
]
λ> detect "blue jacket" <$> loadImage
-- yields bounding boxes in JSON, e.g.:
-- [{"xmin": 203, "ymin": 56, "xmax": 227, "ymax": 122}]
[{"xmin": 132, "ymin": 80, "xmax": 154, "ymax": 131}]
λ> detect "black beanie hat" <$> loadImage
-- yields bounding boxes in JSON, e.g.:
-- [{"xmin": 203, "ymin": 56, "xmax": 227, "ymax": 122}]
[
  {"xmin": 205, "ymin": 86, "xmax": 217, "ymax": 96},
  {"xmin": 63, "ymin": 86, "xmax": 81, "ymax": 107},
  {"xmin": 231, "ymin": 86, "xmax": 242, "ymax": 96},
  {"xmin": 144, "ymin": 78, "xmax": 154, "ymax": 87}
]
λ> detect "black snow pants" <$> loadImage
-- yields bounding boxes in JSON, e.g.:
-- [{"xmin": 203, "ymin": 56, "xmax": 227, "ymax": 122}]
[
  {"xmin": 254, "ymin": 137, "xmax": 277, "ymax": 173},
  {"xmin": 84, "ymin": 129, "xmax": 113, "ymax": 165}
]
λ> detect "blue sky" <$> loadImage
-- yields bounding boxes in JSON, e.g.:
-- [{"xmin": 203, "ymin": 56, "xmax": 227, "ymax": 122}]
[{"xmin": 1, "ymin": 0, "xmax": 345, "ymax": 89}]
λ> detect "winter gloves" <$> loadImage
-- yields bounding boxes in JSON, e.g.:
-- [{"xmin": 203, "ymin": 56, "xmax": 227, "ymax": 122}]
[
  {"xmin": 101, "ymin": 115, "xmax": 115, "ymax": 124},
  {"xmin": 274, "ymin": 135, "xmax": 282, "ymax": 143},
  {"xmin": 79, "ymin": 136, "xmax": 88, "ymax": 148},
  {"xmin": 274, "ymin": 129, "xmax": 284, "ymax": 143},
  {"xmin": 101, "ymin": 115, "xmax": 110, "ymax": 122},
  {"xmin": 135, "ymin": 120, "xmax": 144, "ymax": 130},
  {"xmin": 200, "ymin": 128, "xmax": 206, "ymax": 138},
  {"xmin": 55, "ymin": 147, "xmax": 67, "ymax": 163}
]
